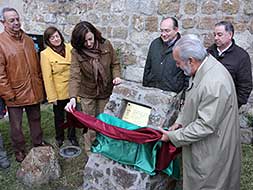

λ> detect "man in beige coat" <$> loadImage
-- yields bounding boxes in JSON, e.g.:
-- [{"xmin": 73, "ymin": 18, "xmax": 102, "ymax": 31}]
[{"xmin": 160, "ymin": 34, "xmax": 241, "ymax": 190}]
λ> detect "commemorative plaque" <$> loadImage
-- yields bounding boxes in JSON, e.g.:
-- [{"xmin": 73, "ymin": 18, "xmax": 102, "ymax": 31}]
[{"xmin": 122, "ymin": 101, "xmax": 151, "ymax": 127}]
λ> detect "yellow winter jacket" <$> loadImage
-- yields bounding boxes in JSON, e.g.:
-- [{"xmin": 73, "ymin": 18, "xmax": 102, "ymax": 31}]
[{"xmin": 40, "ymin": 43, "xmax": 72, "ymax": 103}]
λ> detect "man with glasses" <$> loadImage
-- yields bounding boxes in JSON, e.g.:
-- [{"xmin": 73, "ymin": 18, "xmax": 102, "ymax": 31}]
[
  {"xmin": 143, "ymin": 17, "xmax": 188, "ymax": 93},
  {"xmin": 0, "ymin": 7, "xmax": 44, "ymax": 162}
]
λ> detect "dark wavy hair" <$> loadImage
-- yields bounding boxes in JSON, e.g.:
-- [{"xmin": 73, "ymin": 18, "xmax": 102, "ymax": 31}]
[
  {"xmin": 43, "ymin": 26, "xmax": 65, "ymax": 48},
  {"xmin": 71, "ymin": 21, "xmax": 104, "ymax": 53}
]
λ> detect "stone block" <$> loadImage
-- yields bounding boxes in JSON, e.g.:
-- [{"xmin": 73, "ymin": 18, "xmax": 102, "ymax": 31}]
[
  {"xmin": 145, "ymin": 16, "xmax": 158, "ymax": 32},
  {"xmin": 126, "ymin": 0, "xmax": 140, "ymax": 12},
  {"xmin": 121, "ymin": 14, "xmax": 130, "ymax": 26},
  {"xmin": 197, "ymin": 16, "xmax": 217, "ymax": 30},
  {"xmin": 129, "ymin": 31, "xmax": 151, "ymax": 45},
  {"xmin": 83, "ymin": 154, "xmax": 176, "ymax": 190},
  {"xmin": 201, "ymin": 0, "xmax": 218, "ymax": 14},
  {"xmin": 140, "ymin": 0, "xmax": 156, "ymax": 15},
  {"xmin": 244, "ymin": 1, "xmax": 253, "ymax": 15},
  {"xmin": 182, "ymin": 18, "xmax": 196, "ymax": 29},
  {"xmin": 44, "ymin": 13, "xmax": 57, "ymax": 23},
  {"xmin": 16, "ymin": 146, "xmax": 61, "ymax": 187},
  {"xmin": 111, "ymin": 0, "xmax": 126, "ymax": 13},
  {"xmin": 184, "ymin": 2, "xmax": 197, "ymax": 15},
  {"xmin": 203, "ymin": 32, "xmax": 214, "ymax": 48},
  {"xmin": 94, "ymin": 0, "xmax": 112, "ymax": 12},
  {"xmin": 122, "ymin": 66, "xmax": 144, "ymax": 83},
  {"xmin": 158, "ymin": 0, "xmax": 180, "ymax": 14},
  {"xmin": 104, "ymin": 80, "xmax": 179, "ymax": 128},
  {"xmin": 222, "ymin": 0, "xmax": 239, "ymax": 14},
  {"xmin": 132, "ymin": 15, "xmax": 145, "ymax": 32},
  {"xmin": 112, "ymin": 27, "xmax": 128, "ymax": 39}
]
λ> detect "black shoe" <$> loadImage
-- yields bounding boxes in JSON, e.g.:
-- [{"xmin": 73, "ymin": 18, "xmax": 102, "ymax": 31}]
[
  {"xmin": 56, "ymin": 140, "xmax": 64, "ymax": 148},
  {"xmin": 69, "ymin": 139, "xmax": 79, "ymax": 147},
  {"xmin": 15, "ymin": 151, "xmax": 26, "ymax": 163}
]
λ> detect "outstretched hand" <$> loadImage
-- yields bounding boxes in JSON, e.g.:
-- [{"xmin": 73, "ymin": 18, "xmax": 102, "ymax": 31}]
[
  {"xmin": 65, "ymin": 97, "xmax": 76, "ymax": 113},
  {"xmin": 113, "ymin": 77, "xmax": 121, "ymax": 85},
  {"xmin": 158, "ymin": 123, "xmax": 182, "ymax": 142},
  {"xmin": 158, "ymin": 127, "xmax": 170, "ymax": 142}
]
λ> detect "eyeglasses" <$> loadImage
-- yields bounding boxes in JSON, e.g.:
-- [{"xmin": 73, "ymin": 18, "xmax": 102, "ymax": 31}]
[{"xmin": 160, "ymin": 28, "xmax": 172, "ymax": 33}]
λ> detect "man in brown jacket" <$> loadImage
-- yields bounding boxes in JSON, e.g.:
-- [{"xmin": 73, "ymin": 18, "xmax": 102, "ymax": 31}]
[{"xmin": 0, "ymin": 7, "xmax": 44, "ymax": 162}]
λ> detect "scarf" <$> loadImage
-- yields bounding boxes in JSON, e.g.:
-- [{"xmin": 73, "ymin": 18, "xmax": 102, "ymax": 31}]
[
  {"xmin": 80, "ymin": 42, "xmax": 108, "ymax": 95},
  {"xmin": 48, "ymin": 43, "xmax": 66, "ymax": 58}
]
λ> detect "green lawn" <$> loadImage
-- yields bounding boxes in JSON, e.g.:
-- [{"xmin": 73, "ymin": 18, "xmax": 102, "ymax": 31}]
[
  {"xmin": 0, "ymin": 104, "xmax": 252, "ymax": 190},
  {"xmin": 0, "ymin": 104, "xmax": 86, "ymax": 190}
]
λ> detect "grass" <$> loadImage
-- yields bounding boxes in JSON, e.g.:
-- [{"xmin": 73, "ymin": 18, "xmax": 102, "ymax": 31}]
[
  {"xmin": 0, "ymin": 104, "xmax": 87, "ymax": 190},
  {"xmin": 0, "ymin": 104, "xmax": 253, "ymax": 190}
]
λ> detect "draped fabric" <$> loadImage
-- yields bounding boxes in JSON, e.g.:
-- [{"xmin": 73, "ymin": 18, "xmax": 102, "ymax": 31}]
[{"xmin": 63, "ymin": 111, "xmax": 181, "ymax": 177}]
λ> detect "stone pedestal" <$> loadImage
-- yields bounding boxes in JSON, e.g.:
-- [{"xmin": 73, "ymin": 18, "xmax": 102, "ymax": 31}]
[
  {"xmin": 83, "ymin": 154, "xmax": 176, "ymax": 190},
  {"xmin": 82, "ymin": 80, "xmax": 180, "ymax": 190}
]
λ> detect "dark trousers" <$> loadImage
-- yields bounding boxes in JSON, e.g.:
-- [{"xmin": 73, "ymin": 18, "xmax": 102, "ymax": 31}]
[
  {"xmin": 7, "ymin": 103, "xmax": 43, "ymax": 153},
  {"xmin": 53, "ymin": 99, "xmax": 76, "ymax": 141},
  {"xmin": 0, "ymin": 98, "xmax": 6, "ymax": 118}
]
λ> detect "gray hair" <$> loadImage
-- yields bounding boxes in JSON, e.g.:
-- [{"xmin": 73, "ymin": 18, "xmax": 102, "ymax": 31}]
[
  {"xmin": 173, "ymin": 34, "xmax": 207, "ymax": 62},
  {"xmin": 1, "ymin": 7, "xmax": 19, "ymax": 21}
]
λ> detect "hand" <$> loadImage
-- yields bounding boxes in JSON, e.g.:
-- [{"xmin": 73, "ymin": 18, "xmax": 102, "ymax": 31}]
[
  {"xmin": 52, "ymin": 101, "xmax": 57, "ymax": 106},
  {"xmin": 112, "ymin": 77, "xmax": 121, "ymax": 85},
  {"xmin": 65, "ymin": 98, "xmax": 76, "ymax": 113},
  {"xmin": 158, "ymin": 127, "xmax": 170, "ymax": 142},
  {"xmin": 168, "ymin": 123, "xmax": 182, "ymax": 131}
]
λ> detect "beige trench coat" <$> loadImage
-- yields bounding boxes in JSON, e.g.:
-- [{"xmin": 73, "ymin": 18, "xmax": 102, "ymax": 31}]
[{"xmin": 168, "ymin": 55, "xmax": 241, "ymax": 190}]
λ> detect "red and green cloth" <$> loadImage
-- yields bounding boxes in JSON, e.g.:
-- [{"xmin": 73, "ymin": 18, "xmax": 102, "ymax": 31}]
[{"xmin": 63, "ymin": 111, "xmax": 181, "ymax": 178}]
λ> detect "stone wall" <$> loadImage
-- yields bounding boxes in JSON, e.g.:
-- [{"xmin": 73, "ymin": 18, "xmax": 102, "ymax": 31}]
[
  {"xmin": 20, "ymin": 0, "xmax": 253, "ymax": 84},
  {"xmin": 1, "ymin": 0, "xmax": 252, "ymax": 128}
]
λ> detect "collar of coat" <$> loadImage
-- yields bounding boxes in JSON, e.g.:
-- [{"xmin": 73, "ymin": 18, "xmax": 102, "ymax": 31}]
[
  {"xmin": 189, "ymin": 55, "xmax": 217, "ymax": 90},
  {"xmin": 160, "ymin": 32, "xmax": 181, "ymax": 54},
  {"xmin": 4, "ymin": 28, "xmax": 24, "ymax": 41},
  {"xmin": 207, "ymin": 39, "xmax": 236, "ymax": 59}
]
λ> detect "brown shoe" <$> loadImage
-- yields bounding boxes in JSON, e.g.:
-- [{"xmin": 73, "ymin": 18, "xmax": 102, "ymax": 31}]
[{"xmin": 15, "ymin": 151, "xmax": 26, "ymax": 162}]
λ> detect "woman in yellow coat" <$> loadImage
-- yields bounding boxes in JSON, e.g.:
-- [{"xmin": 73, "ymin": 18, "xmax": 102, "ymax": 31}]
[{"xmin": 40, "ymin": 26, "xmax": 78, "ymax": 147}]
